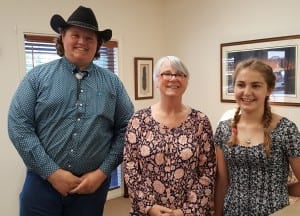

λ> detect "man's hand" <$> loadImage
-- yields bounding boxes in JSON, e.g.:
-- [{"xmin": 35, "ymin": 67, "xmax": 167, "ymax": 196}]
[
  {"xmin": 47, "ymin": 169, "xmax": 82, "ymax": 196},
  {"xmin": 69, "ymin": 169, "xmax": 107, "ymax": 194}
]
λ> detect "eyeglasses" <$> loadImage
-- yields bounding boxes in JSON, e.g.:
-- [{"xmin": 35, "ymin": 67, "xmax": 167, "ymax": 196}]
[{"xmin": 160, "ymin": 72, "xmax": 187, "ymax": 80}]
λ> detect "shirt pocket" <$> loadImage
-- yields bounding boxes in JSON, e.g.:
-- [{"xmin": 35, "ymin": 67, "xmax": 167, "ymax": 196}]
[{"xmin": 86, "ymin": 88, "xmax": 116, "ymax": 123}]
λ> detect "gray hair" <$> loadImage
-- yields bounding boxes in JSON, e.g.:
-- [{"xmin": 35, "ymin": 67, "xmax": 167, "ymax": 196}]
[{"xmin": 153, "ymin": 56, "xmax": 189, "ymax": 82}]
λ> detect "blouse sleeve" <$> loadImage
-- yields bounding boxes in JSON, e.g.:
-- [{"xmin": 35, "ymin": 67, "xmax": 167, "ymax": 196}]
[
  {"xmin": 214, "ymin": 120, "xmax": 231, "ymax": 149},
  {"xmin": 282, "ymin": 119, "xmax": 300, "ymax": 157},
  {"xmin": 182, "ymin": 114, "xmax": 216, "ymax": 215},
  {"xmin": 123, "ymin": 113, "xmax": 155, "ymax": 214}
]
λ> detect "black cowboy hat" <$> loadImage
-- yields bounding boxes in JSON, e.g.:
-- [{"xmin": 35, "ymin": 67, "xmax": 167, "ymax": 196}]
[{"xmin": 50, "ymin": 6, "xmax": 112, "ymax": 43}]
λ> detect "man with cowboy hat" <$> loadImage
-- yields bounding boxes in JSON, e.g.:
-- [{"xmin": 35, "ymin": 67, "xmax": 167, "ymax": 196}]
[{"xmin": 8, "ymin": 5, "xmax": 134, "ymax": 216}]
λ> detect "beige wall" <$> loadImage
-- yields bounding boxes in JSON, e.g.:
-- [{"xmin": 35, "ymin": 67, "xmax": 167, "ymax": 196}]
[
  {"xmin": 163, "ymin": 0, "xmax": 300, "ymax": 128},
  {"xmin": 1, "ymin": 0, "xmax": 299, "ymax": 215}
]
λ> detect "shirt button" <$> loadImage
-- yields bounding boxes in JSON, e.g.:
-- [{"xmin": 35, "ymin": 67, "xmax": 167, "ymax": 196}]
[
  {"xmin": 70, "ymin": 149, "xmax": 74, "ymax": 152},
  {"xmin": 77, "ymin": 118, "xmax": 81, "ymax": 121},
  {"xmin": 68, "ymin": 164, "xmax": 72, "ymax": 168}
]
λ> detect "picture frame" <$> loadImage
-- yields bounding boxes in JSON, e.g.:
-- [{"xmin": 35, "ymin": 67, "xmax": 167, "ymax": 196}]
[
  {"xmin": 134, "ymin": 57, "xmax": 154, "ymax": 100},
  {"xmin": 221, "ymin": 35, "xmax": 300, "ymax": 106}
]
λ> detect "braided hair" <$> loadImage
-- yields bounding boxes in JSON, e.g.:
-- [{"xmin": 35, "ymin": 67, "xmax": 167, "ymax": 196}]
[{"xmin": 227, "ymin": 59, "xmax": 276, "ymax": 156}]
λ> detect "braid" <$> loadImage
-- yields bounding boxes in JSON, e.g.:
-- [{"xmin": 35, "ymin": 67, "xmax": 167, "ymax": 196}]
[
  {"xmin": 227, "ymin": 101, "xmax": 273, "ymax": 156},
  {"xmin": 228, "ymin": 107, "xmax": 240, "ymax": 147},
  {"xmin": 230, "ymin": 59, "xmax": 275, "ymax": 156},
  {"xmin": 262, "ymin": 97, "xmax": 272, "ymax": 157}
]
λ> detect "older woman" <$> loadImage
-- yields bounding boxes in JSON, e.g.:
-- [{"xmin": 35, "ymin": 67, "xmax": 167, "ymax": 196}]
[{"xmin": 123, "ymin": 56, "xmax": 216, "ymax": 216}]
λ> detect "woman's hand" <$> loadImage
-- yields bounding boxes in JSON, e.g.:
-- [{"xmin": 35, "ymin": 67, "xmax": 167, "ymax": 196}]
[
  {"xmin": 148, "ymin": 205, "xmax": 183, "ymax": 216},
  {"xmin": 148, "ymin": 204, "xmax": 173, "ymax": 216}
]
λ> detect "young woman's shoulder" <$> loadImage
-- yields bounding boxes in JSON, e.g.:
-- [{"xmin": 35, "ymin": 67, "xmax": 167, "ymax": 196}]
[
  {"xmin": 272, "ymin": 113, "xmax": 298, "ymax": 130},
  {"xmin": 270, "ymin": 113, "xmax": 282, "ymax": 130}
]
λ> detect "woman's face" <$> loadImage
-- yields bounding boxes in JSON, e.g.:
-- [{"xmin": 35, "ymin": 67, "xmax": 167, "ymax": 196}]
[
  {"xmin": 234, "ymin": 68, "xmax": 272, "ymax": 113},
  {"xmin": 62, "ymin": 26, "xmax": 98, "ymax": 69},
  {"xmin": 156, "ymin": 61, "xmax": 188, "ymax": 98}
]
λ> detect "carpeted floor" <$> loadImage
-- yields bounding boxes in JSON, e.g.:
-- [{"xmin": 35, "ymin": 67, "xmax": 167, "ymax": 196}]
[{"xmin": 104, "ymin": 197, "xmax": 131, "ymax": 216}]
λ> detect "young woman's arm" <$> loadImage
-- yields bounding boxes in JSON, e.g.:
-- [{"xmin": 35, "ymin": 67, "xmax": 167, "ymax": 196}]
[
  {"xmin": 214, "ymin": 147, "xmax": 229, "ymax": 216},
  {"xmin": 288, "ymin": 157, "xmax": 300, "ymax": 197}
]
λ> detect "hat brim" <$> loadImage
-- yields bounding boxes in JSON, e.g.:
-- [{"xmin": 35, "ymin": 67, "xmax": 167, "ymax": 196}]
[
  {"xmin": 50, "ymin": 14, "xmax": 112, "ymax": 43},
  {"xmin": 98, "ymin": 29, "xmax": 112, "ymax": 43},
  {"xmin": 50, "ymin": 14, "xmax": 67, "ymax": 34}
]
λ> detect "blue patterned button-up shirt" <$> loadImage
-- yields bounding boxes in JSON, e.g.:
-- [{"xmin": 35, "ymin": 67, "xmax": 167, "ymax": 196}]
[{"xmin": 8, "ymin": 57, "xmax": 134, "ymax": 179}]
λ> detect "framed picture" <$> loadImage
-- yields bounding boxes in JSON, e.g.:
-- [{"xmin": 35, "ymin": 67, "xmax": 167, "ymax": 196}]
[
  {"xmin": 221, "ymin": 35, "xmax": 300, "ymax": 106},
  {"xmin": 134, "ymin": 57, "xmax": 154, "ymax": 100}
]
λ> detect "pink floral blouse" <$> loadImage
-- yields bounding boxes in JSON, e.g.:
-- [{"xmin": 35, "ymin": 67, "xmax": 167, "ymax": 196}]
[{"xmin": 123, "ymin": 107, "xmax": 216, "ymax": 215}]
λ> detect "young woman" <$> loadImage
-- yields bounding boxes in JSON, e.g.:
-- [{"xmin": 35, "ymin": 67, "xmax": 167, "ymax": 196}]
[
  {"xmin": 214, "ymin": 58, "xmax": 300, "ymax": 215},
  {"xmin": 124, "ymin": 56, "xmax": 216, "ymax": 216}
]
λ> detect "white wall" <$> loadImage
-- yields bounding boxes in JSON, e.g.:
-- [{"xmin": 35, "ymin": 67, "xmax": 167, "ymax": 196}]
[
  {"xmin": 1, "ymin": 0, "xmax": 300, "ymax": 215},
  {"xmin": 163, "ymin": 0, "xmax": 300, "ymax": 129}
]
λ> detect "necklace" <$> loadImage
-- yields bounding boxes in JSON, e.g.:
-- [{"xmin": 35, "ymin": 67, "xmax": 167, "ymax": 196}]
[{"xmin": 245, "ymin": 139, "xmax": 251, "ymax": 145}]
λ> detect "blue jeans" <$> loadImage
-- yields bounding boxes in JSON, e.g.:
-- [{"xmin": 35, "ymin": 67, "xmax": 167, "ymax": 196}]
[{"xmin": 20, "ymin": 171, "xmax": 111, "ymax": 216}]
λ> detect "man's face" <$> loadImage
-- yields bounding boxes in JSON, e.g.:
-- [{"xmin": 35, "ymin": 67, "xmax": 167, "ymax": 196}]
[{"xmin": 62, "ymin": 26, "xmax": 98, "ymax": 69}]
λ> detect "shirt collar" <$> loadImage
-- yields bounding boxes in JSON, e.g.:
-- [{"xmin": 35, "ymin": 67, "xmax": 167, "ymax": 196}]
[{"xmin": 62, "ymin": 56, "xmax": 95, "ymax": 75}]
